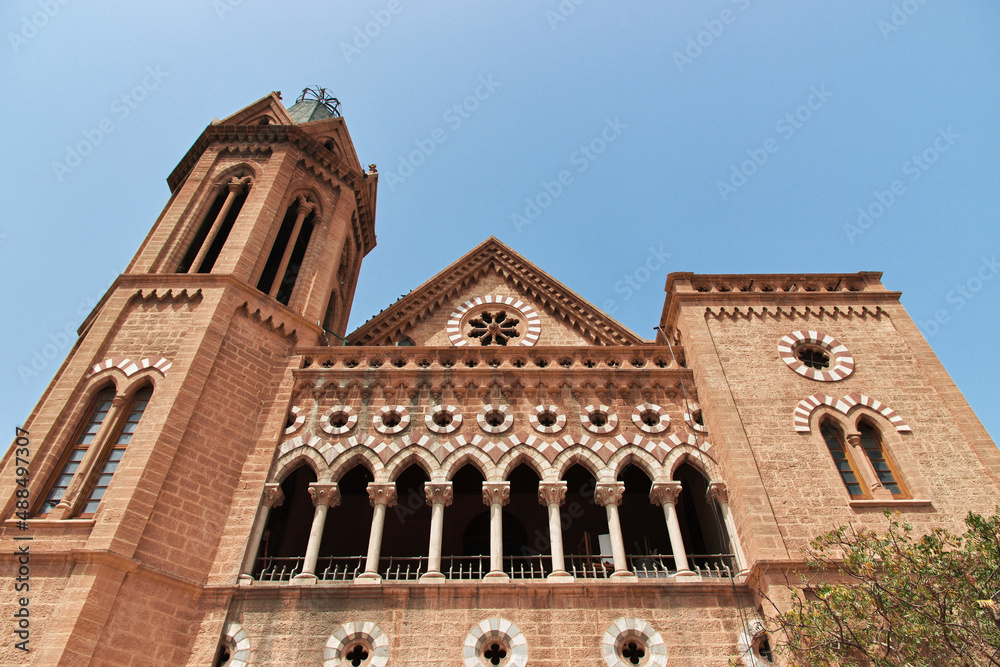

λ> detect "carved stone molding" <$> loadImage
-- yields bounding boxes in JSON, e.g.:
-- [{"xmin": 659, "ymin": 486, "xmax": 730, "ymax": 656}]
[
  {"xmin": 367, "ymin": 483, "xmax": 398, "ymax": 508},
  {"xmin": 308, "ymin": 482, "xmax": 341, "ymax": 508},
  {"xmin": 537, "ymin": 481, "xmax": 567, "ymax": 507},
  {"xmin": 482, "ymin": 482, "xmax": 511, "ymax": 507},
  {"xmin": 262, "ymin": 483, "xmax": 285, "ymax": 508},
  {"xmin": 648, "ymin": 481, "xmax": 682, "ymax": 507},
  {"xmin": 708, "ymin": 481, "xmax": 728, "ymax": 505},
  {"xmin": 424, "ymin": 482, "xmax": 454, "ymax": 507},
  {"xmin": 594, "ymin": 482, "xmax": 625, "ymax": 508}
]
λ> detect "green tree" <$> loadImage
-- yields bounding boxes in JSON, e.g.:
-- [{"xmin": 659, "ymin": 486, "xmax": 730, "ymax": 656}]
[{"xmin": 766, "ymin": 511, "xmax": 1000, "ymax": 666}]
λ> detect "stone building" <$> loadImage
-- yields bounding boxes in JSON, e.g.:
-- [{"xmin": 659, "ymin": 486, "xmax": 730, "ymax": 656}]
[{"xmin": 2, "ymin": 89, "xmax": 998, "ymax": 666}]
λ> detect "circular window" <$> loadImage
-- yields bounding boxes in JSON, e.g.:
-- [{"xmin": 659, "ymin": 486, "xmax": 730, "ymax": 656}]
[
  {"xmin": 778, "ymin": 330, "xmax": 854, "ymax": 381},
  {"xmin": 582, "ymin": 404, "xmax": 618, "ymax": 434},
  {"xmin": 284, "ymin": 405, "xmax": 305, "ymax": 435},
  {"xmin": 372, "ymin": 406, "xmax": 410, "ymax": 435},
  {"xmin": 218, "ymin": 622, "xmax": 250, "ymax": 667},
  {"xmin": 529, "ymin": 404, "xmax": 566, "ymax": 434},
  {"xmin": 320, "ymin": 405, "xmax": 358, "ymax": 436},
  {"xmin": 631, "ymin": 404, "xmax": 668, "ymax": 434},
  {"xmin": 324, "ymin": 622, "xmax": 388, "ymax": 667},
  {"xmin": 602, "ymin": 618, "xmax": 666, "ymax": 667},
  {"xmin": 447, "ymin": 296, "xmax": 541, "ymax": 348},
  {"xmin": 738, "ymin": 619, "xmax": 775, "ymax": 666},
  {"xmin": 477, "ymin": 404, "xmax": 513, "ymax": 434},
  {"xmin": 618, "ymin": 635, "xmax": 647, "ymax": 666},
  {"xmin": 426, "ymin": 405, "xmax": 462, "ymax": 435},
  {"xmin": 464, "ymin": 618, "xmax": 527, "ymax": 667}
]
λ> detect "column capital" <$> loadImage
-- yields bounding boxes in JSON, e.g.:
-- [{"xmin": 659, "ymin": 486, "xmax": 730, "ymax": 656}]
[
  {"xmin": 424, "ymin": 482, "xmax": 454, "ymax": 507},
  {"xmin": 482, "ymin": 482, "xmax": 510, "ymax": 507},
  {"xmin": 308, "ymin": 482, "xmax": 341, "ymax": 508},
  {"xmin": 537, "ymin": 481, "xmax": 567, "ymax": 507},
  {"xmin": 262, "ymin": 483, "xmax": 285, "ymax": 508},
  {"xmin": 111, "ymin": 394, "xmax": 130, "ymax": 409},
  {"xmin": 225, "ymin": 179, "xmax": 245, "ymax": 194},
  {"xmin": 367, "ymin": 483, "xmax": 397, "ymax": 508},
  {"xmin": 708, "ymin": 481, "xmax": 729, "ymax": 505},
  {"xmin": 846, "ymin": 432, "xmax": 863, "ymax": 448},
  {"xmin": 594, "ymin": 482, "xmax": 625, "ymax": 508},
  {"xmin": 649, "ymin": 481, "xmax": 683, "ymax": 507}
]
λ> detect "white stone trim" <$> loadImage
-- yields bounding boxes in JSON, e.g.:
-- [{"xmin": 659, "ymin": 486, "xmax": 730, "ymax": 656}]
[
  {"xmin": 683, "ymin": 402, "xmax": 708, "ymax": 433},
  {"xmin": 220, "ymin": 621, "xmax": 251, "ymax": 667},
  {"xmin": 447, "ymin": 295, "xmax": 542, "ymax": 347},
  {"xmin": 324, "ymin": 621, "xmax": 389, "ymax": 667},
  {"xmin": 372, "ymin": 405, "xmax": 409, "ymax": 435},
  {"xmin": 284, "ymin": 405, "xmax": 306, "ymax": 435},
  {"xmin": 477, "ymin": 404, "xmax": 513, "ymax": 435},
  {"xmin": 87, "ymin": 356, "xmax": 172, "ymax": 378},
  {"xmin": 631, "ymin": 404, "xmax": 669, "ymax": 434},
  {"xmin": 426, "ymin": 405, "xmax": 463, "ymax": 435},
  {"xmin": 321, "ymin": 405, "xmax": 358, "ymax": 436},
  {"xmin": 792, "ymin": 391, "xmax": 911, "ymax": 433},
  {"xmin": 602, "ymin": 617, "xmax": 667, "ymax": 667},
  {"xmin": 582, "ymin": 404, "xmax": 618, "ymax": 435},
  {"xmin": 737, "ymin": 618, "xmax": 771, "ymax": 667},
  {"xmin": 778, "ymin": 330, "xmax": 855, "ymax": 381},
  {"xmin": 529, "ymin": 404, "xmax": 566, "ymax": 434},
  {"xmin": 463, "ymin": 618, "xmax": 527, "ymax": 667}
]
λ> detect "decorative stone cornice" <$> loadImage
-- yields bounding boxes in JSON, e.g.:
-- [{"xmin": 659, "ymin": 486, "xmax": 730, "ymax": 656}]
[
  {"xmin": 537, "ymin": 481, "xmax": 567, "ymax": 507},
  {"xmin": 482, "ymin": 482, "xmax": 511, "ymax": 507},
  {"xmin": 307, "ymin": 482, "xmax": 341, "ymax": 508},
  {"xmin": 262, "ymin": 483, "xmax": 284, "ymax": 508},
  {"xmin": 367, "ymin": 483, "xmax": 397, "ymax": 508},
  {"xmin": 648, "ymin": 481, "xmax": 682, "ymax": 507},
  {"xmin": 424, "ymin": 482, "xmax": 454, "ymax": 507},
  {"xmin": 594, "ymin": 482, "xmax": 625, "ymax": 508}
]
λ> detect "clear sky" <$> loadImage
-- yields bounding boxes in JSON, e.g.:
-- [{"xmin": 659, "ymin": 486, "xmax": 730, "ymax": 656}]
[{"xmin": 2, "ymin": 1, "xmax": 998, "ymax": 444}]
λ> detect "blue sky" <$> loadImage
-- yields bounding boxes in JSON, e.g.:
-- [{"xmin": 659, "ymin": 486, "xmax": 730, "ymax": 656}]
[{"xmin": 2, "ymin": 0, "xmax": 998, "ymax": 444}]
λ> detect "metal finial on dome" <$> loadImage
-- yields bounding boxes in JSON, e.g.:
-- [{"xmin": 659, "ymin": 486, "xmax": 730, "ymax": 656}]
[{"xmin": 296, "ymin": 86, "xmax": 342, "ymax": 117}]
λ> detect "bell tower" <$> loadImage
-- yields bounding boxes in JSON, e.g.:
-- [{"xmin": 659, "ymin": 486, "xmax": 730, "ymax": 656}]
[{"xmin": 0, "ymin": 88, "xmax": 377, "ymax": 665}]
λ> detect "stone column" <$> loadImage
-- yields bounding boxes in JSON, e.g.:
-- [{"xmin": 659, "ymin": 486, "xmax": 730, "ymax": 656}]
[
  {"xmin": 538, "ymin": 481, "xmax": 572, "ymax": 581},
  {"xmin": 190, "ymin": 179, "xmax": 244, "ymax": 273},
  {"xmin": 594, "ymin": 482, "xmax": 632, "ymax": 578},
  {"xmin": 421, "ymin": 482, "xmax": 453, "ymax": 581},
  {"xmin": 239, "ymin": 483, "xmax": 285, "ymax": 583},
  {"xmin": 269, "ymin": 199, "xmax": 315, "ymax": 298},
  {"xmin": 709, "ymin": 482, "xmax": 748, "ymax": 575},
  {"xmin": 846, "ymin": 432, "xmax": 894, "ymax": 500},
  {"xmin": 482, "ymin": 482, "xmax": 510, "ymax": 581},
  {"xmin": 293, "ymin": 482, "xmax": 340, "ymax": 583},
  {"xmin": 649, "ymin": 481, "xmax": 696, "ymax": 579},
  {"xmin": 358, "ymin": 483, "xmax": 397, "ymax": 583}
]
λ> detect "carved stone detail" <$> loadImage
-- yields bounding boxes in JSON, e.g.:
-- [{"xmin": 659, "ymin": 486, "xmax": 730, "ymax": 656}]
[
  {"xmin": 482, "ymin": 482, "xmax": 511, "ymax": 507},
  {"xmin": 308, "ymin": 482, "xmax": 341, "ymax": 508},
  {"xmin": 708, "ymin": 481, "xmax": 729, "ymax": 505},
  {"xmin": 594, "ymin": 482, "xmax": 625, "ymax": 508},
  {"xmin": 649, "ymin": 481, "xmax": 683, "ymax": 507},
  {"xmin": 424, "ymin": 482, "xmax": 454, "ymax": 507},
  {"xmin": 367, "ymin": 483, "xmax": 398, "ymax": 508},
  {"xmin": 537, "ymin": 481, "xmax": 567, "ymax": 507},
  {"xmin": 262, "ymin": 483, "xmax": 285, "ymax": 508}
]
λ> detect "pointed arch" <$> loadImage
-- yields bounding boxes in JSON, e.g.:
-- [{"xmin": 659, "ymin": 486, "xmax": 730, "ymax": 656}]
[
  {"xmin": 553, "ymin": 445, "xmax": 606, "ymax": 480},
  {"xmin": 271, "ymin": 446, "xmax": 328, "ymax": 483},
  {"xmin": 328, "ymin": 447, "xmax": 383, "ymax": 483},
  {"xmin": 794, "ymin": 392, "xmax": 910, "ymax": 433},
  {"xmin": 607, "ymin": 445, "xmax": 662, "ymax": 481},
  {"xmin": 441, "ymin": 446, "xmax": 497, "ymax": 482},
  {"xmin": 663, "ymin": 445, "xmax": 720, "ymax": 481},
  {"xmin": 497, "ymin": 445, "xmax": 552, "ymax": 482},
  {"xmin": 384, "ymin": 446, "xmax": 439, "ymax": 481}
]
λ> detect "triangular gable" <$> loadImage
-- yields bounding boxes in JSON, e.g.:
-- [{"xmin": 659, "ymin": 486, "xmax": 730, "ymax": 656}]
[
  {"xmin": 294, "ymin": 117, "xmax": 365, "ymax": 177},
  {"xmin": 348, "ymin": 238, "xmax": 646, "ymax": 347},
  {"xmin": 213, "ymin": 92, "xmax": 294, "ymax": 127}
]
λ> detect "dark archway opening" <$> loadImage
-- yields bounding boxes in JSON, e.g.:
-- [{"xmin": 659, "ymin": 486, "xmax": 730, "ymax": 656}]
[
  {"xmin": 379, "ymin": 465, "xmax": 430, "ymax": 579},
  {"xmin": 254, "ymin": 465, "xmax": 316, "ymax": 579},
  {"xmin": 505, "ymin": 464, "xmax": 548, "ymax": 577},
  {"xmin": 316, "ymin": 464, "xmax": 373, "ymax": 580},
  {"xmin": 674, "ymin": 463, "xmax": 731, "ymax": 572},
  {"xmin": 617, "ymin": 464, "xmax": 671, "ymax": 576},
  {"xmin": 561, "ymin": 464, "xmax": 610, "ymax": 577}
]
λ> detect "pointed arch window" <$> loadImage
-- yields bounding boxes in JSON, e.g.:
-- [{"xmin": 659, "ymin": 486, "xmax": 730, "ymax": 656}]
[
  {"xmin": 821, "ymin": 422, "xmax": 865, "ymax": 499},
  {"xmin": 256, "ymin": 196, "xmax": 317, "ymax": 306},
  {"xmin": 177, "ymin": 176, "xmax": 251, "ymax": 274},
  {"xmin": 857, "ymin": 421, "xmax": 906, "ymax": 497}
]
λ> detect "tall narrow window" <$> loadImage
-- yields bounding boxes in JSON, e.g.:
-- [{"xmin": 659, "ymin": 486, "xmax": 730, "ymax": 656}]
[
  {"xmin": 177, "ymin": 177, "xmax": 249, "ymax": 274},
  {"xmin": 821, "ymin": 422, "xmax": 865, "ymax": 499},
  {"xmin": 858, "ymin": 423, "xmax": 904, "ymax": 496},
  {"xmin": 256, "ymin": 196, "xmax": 317, "ymax": 306},
  {"xmin": 38, "ymin": 387, "xmax": 115, "ymax": 515},
  {"xmin": 80, "ymin": 386, "xmax": 153, "ymax": 516}
]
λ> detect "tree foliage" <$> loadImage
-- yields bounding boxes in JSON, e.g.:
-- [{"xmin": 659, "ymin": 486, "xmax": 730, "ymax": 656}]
[{"xmin": 769, "ymin": 511, "xmax": 1000, "ymax": 666}]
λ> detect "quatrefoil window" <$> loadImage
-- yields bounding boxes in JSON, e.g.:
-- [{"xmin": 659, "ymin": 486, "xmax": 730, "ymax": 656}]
[{"xmin": 467, "ymin": 310, "xmax": 521, "ymax": 346}]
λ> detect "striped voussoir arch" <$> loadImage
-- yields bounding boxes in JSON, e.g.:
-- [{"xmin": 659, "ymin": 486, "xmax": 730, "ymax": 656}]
[
  {"xmin": 447, "ymin": 295, "xmax": 541, "ymax": 347},
  {"xmin": 87, "ymin": 356, "xmax": 171, "ymax": 378},
  {"xmin": 793, "ymin": 392, "xmax": 911, "ymax": 433}
]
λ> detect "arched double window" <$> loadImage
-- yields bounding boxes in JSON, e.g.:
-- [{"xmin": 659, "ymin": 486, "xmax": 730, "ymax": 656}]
[
  {"xmin": 177, "ymin": 174, "xmax": 251, "ymax": 274},
  {"xmin": 821, "ymin": 418, "xmax": 907, "ymax": 500},
  {"xmin": 38, "ymin": 384, "xmax": 153, "ymax": 517},
  {"xmin": 256, "ymin": 195, "xmax": 318, "ymax": 306}
]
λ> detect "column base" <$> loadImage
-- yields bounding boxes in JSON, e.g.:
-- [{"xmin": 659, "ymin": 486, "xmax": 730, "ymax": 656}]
[
  {"xmin": 672, "ymin": 570, "xmax": 700, "ymax": 580},
  {"xmin": 354, "ymin": 572, "xmax": 382, "ymax": 584},
  {"xmin": 546, "ymin": 571, "xmax": 574, "ymax": 583},
  {"xmin": 291, "ymin": 573, "xmax": 318, "ymax": 584},
  {"xmin": 420, "ymin": 571, "xmax": 446, "ymax": 582},
  {"xmin": 483, "ymin": 571, "xmax": 509, "ymax": 582},
  {"xmin": 609, "ymin": 570, "xmax": 637, "ymax": 580}
]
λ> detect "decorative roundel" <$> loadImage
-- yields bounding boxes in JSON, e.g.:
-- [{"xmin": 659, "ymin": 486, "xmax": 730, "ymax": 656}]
[
  {"xmin": 683, "ymin": 402, "xmax": 708, "ymax": 434},
  {"xmin": 463, "ymin": 618, "xmax": 527, "ymax": 667},
  {"xmin": 737, "ymin": 618, "xmax": 773, "ymax": 667},
  {"xmin": 582, "ymin": 404, "xmax": 618, "ymax": 434},
  {"xmin": 778, "ymin": 330, "xmax": 855, "ymax": 382},
  {"xmin": 426, "ymin": 405, "xmax": 463, "ymax": 435},
  {"xmin": 447, "ymin": 296, "xmax": 541, "ymax": 347},
  {"xmin": 321, "ymin": 405, "xmax": 358, "ymax": 436},
  {"xmin": 477, "ymin": 404, "xmax": 513, "ymax": 435},
  {"xmin": 324, "ymin": 621, "xmax": 389, "ymax": 667},
  {"xmin": 372, "ymin": 406, "xmax": 410, "ymax": 435},
  {"xmin": 631, "ymin": 404, "xmax": 669, "ymax": 434},
  {"xmin": 529, "ymin": 404, "xmax": 566, "ymax": 434},
  {"xmin": 217, "ymin": 622, "xmax": 251, "ymax": 667},
  {"xmin": 284, "ymin": 405, "xmax": 305, "ymax": 435},
  {"xmin": 602, "ymin": 617, "xmax": 667, "ymax": 667}
]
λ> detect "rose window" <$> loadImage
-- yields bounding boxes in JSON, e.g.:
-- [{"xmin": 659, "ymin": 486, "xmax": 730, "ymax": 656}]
[{"xmin": 467, "ymin": 310, "xmax": 521, "ymax": 346}]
